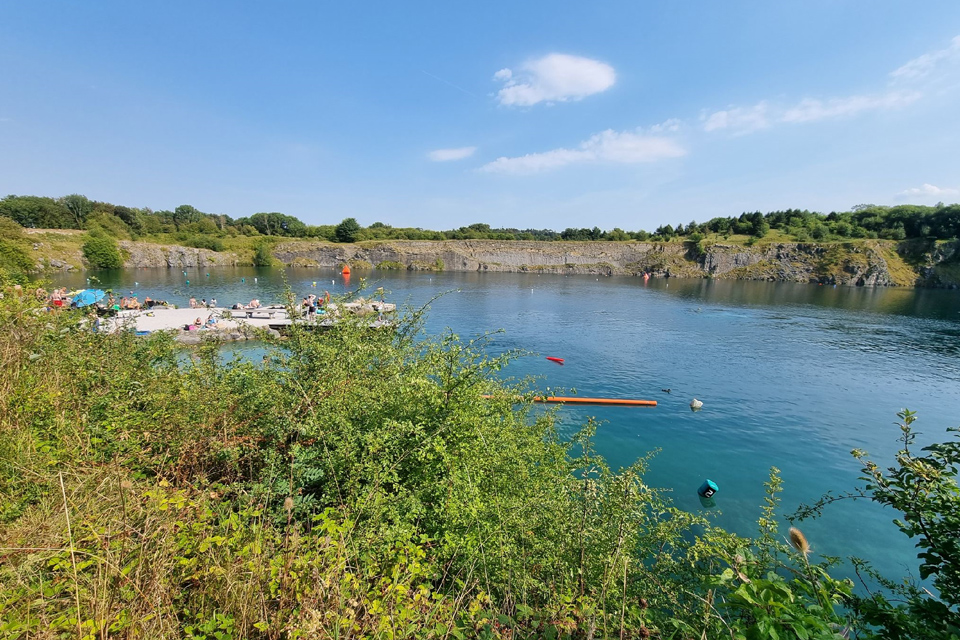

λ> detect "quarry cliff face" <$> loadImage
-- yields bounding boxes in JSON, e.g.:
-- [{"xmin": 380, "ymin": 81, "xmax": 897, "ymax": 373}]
[
  {"xmin": 33, "ymin": 236, "xmax": 960, "ymax": 287},
  {"xmin": 270, "ymin": 239, "xmax": 954, "ymax": 286},
  {"xmin": 118, "ymin": 241, "xmax": 241, "ymax": 269}
]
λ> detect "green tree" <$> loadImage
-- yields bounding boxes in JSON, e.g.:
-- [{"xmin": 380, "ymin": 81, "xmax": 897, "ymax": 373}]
[
  {"xmin": 0, "ymin": 195, "xmax": 72, "ymax": 228},
  {"xmin": 60, "ymin": 194, "xmax": 93, "ymax": 228},
  {"xmin": 334, "ymin": 217, "xmax": 361, "ymax": 243},
  {"xmin": 172, "ymin": 204, "xmax": 203, "ymax": 230}
]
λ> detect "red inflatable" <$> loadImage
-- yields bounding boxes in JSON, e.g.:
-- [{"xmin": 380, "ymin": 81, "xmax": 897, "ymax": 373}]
[{"xmin": 546, "ymin": 357, "xmax": 565, "ymax": 364}]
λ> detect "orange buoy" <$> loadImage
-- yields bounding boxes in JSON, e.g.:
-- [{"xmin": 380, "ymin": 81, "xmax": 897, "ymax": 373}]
[
  {"xmin": 341, "ymin": 265, "xmax": 351, "ymax": 275},
  {"xmin": 482, "ymin": 394, "xmax": 656, "ymax": 407}
]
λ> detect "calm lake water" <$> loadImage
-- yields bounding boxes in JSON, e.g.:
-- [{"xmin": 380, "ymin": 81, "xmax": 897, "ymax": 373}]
[{"xmin": 51, "ymin": 267, "xmax": 960, "ymax": 584}]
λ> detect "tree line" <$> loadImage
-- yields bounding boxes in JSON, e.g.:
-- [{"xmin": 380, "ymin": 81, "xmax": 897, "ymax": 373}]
[{"xmin": 2, "ymin": 193, "xmax": 960, "ymax": 246}]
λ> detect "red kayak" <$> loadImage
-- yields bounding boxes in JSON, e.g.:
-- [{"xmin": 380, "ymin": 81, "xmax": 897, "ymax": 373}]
[{"xmin": 546, "ymin": 357, "xmax": 565, "ymax": 364}]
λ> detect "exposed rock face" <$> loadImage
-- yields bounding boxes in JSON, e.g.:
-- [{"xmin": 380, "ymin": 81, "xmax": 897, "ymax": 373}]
[
  {"xmin": 34, "ymin": 237, "xmax": 959, "ymax": 287},
  {"xmin": 272, "ymin": 240, "xmax": 923, "ymax": 286},
  {"xmin": 119, "ymin": 241, "xmax": 241, "ymax": 269}
]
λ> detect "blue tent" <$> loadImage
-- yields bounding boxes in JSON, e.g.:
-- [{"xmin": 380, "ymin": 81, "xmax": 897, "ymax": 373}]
[{"xmin": 73, "ymin": 289, "xmax": 106, "ymax": 307}]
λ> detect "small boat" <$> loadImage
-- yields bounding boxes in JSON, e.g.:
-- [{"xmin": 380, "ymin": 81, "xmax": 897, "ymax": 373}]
[{"xmin": 546, "ymin": 357, "xmax": 565, "ymax": 364}]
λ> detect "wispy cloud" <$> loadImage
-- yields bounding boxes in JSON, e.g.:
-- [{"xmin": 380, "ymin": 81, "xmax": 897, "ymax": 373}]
[
  {"xmin": 428, "ymin": 146, "xmax": 477, "ymax": 162},
  {"xmin": 781, "ymin": 91, "xmax": 921, "ymax": 123},
  {"xmin": 890, "ymin": 35, "xmax": 960, "ymax": 82},
  {"xmin": 897, "ymin": 183, "xmax": 959, "ymax": 198},
  {"xmin": 702, "ymin": 35, "xmax": 958, "ymax": 135},
  {"xmin": 702, "ymin": 90, "xmax": 920, "ymax": 134},
  {"xmin": 701, "ymin": 102, "xmax": 770, "ymax": 134},
  {"xmin": 494, "ymin": 53, "xmax": 616, "ymax": 107},
  {"xmin": 479, "ymin": 128, "xmax": 685, "ymax": 174}
]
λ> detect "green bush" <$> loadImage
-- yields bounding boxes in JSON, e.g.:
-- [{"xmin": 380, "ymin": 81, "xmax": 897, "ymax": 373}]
[
  {"xmin": 252, "ymin": 240, "xmax": 273, "ymax": 266},
  {"xmin": 375, "ymin": 260, "xmax": 404, "ymax": 270},
  {"xmin": 0, "ymin": 218, "xmax": 33, "ymax": 284},
  {"xmin": 84, "ymin": 211, "xmax": 132, "ymax": 239},
  {"xmin": 81, "ymin": 232, "xmax": 124, "ymax": 269}
]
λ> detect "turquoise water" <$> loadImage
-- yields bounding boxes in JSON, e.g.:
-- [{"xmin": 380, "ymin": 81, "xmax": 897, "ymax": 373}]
[{"xmin": 51, "ymin": 267, "xmax": 960, "ymax": 583}]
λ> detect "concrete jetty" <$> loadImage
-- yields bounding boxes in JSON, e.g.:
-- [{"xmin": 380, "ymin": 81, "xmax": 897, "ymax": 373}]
[{"xmin": 101, "ymin": 300, "xmax": 396, "ymax": 344}]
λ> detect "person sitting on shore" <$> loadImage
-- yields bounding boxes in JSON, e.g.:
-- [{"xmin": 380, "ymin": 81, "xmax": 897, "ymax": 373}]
[
  {"xmin": 246, "ymin": 299, "xmax": 261, "ymax": 309},
  {"xmin": 189, "ymin": 297, "xmax": 197, "ymax": 308},
  {"xmin": 205, "ymin": 314, "xmax": 217, "ymax": 326},
  {"xmin": 210, "ymin": 298, "xmax": 217, "ymax": 308}
]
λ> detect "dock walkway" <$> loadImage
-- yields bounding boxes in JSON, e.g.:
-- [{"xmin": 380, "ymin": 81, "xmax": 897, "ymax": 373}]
[{"xmin": 102, "ymin": 301, "xmax": 396, "ymax": 342}]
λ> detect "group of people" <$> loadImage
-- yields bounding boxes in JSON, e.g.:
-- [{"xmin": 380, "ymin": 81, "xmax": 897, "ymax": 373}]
[
  {"xmin": 189, "ymin": 297, "xmax": 218, "ymax": 309},
  {"xmin": 301, "ymin": 291, "xmax": 330, "ymax": 316}
]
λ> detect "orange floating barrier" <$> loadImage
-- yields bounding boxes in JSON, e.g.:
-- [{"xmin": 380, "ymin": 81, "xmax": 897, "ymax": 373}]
[
  {"xmin": 482, "ymin": 395, "xmax": 656, "ymax": 407},
  {"xmin": 546, "ymin": 356, "xmax": 565, "ymax": 364}
]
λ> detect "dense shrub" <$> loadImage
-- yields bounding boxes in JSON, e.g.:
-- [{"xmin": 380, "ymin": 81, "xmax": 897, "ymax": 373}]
[
  {"xmin": 252, "ymin": 239, "xmax": 274, "ymax": 266},
  {"xmin": 0, "ymin": 218, "xmax": 33, "ymax": 283},
  {"xmin": 81, "ymin": 232, "xmax": 124, "ymax": 269}
]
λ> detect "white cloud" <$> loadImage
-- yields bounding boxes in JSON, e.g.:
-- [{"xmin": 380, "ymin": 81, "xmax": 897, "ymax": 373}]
[
  {"xmin": 648, "ymin": 118, "xmax": 682, "ymax": 134},
  {"xmin": 494, "ymin": 53, "xmax": 616, "ymax": 107},
  {"xmin": 890, "ymin": 35, "xmax": 960, "ymax": 82},
  {"xmin": 702, "ymin": 102, "xmax": 770, "ymax": 134},
  {"xmin": 428, "ymin": 146, "xmax": 477, "ymax": 162},
  {"xmin": 897, "ymin": 183, "xmax": 959, "ymax": 198},
  {"xmin": 479, "ymin": 128, "xmax": 685, "ymax": 174},
  {"xmin": 781, "ymin": 91, "xmax": 920, "ymax": 123}
]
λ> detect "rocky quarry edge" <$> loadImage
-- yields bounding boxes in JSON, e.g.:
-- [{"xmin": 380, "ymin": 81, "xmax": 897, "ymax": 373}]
[
  {"xmin": 272, "ymin": 239, "xmax": 960, "ymax": 287},
  {"xmin": 35, "ymin": 237, "xmax": 960, "ymax": 287}
]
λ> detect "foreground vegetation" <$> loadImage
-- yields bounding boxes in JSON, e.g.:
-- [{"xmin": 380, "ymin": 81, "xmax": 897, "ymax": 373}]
[{"xmin": 0, "ymin": 286, "xmax": 957, "ymax": 638}]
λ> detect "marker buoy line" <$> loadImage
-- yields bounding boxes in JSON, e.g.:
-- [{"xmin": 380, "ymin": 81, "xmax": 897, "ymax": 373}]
[
  {"xmin": 482, "ymin": 395, "xmax": 656, "ymax": 407},
  {"xmin": 546, "ymin": 356, "xmax": 565, "ymax": 364}
]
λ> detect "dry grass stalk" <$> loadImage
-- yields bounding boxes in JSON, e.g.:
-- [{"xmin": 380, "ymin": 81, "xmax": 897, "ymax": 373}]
[{"xmin": 788, "ymin": 527, "xmax": 811, "ymax": 557}]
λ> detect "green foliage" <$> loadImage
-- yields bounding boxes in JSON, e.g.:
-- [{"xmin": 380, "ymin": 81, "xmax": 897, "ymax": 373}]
[
  {"xmin": 792, "ymin": 410, "xmax": 960, "ymax": 639},
  {"xmin": 376, "ymin": 260, "xmax": 404, "ymax": 270},
  {"xmin": 0, "ymin": 218, "xmax": 33, "ymax": 284},
  {"xmin": 60, "ymin": 193, "xmax": 93, "ymax": 227},
  {"xmin": 0, "ymin": 296, "xmax": 956, "ymax": 637},
  {"xmin": 184, "ymin": 235, "xmax": 225, "ymax": 252},
  {"xmin": 0, "ymin": 194, "xmax": 73, "ymax": 228},
  {"xmin": 81, "ymin": 231, "xmax": 124, "ymax": 269},
  {"xmin": 335, "ymin": 217, "xmax": 362, "ymax": 243},
  {"xmin": 84, "ymin": 210, "xmax": 132, "ymax": 239},
  {"xmin": 252, "ymin": 240, "xmax": 274, "ymax": 266},
  {"xmin": 6, "ymin": 192, "xmax": 960, "ymax": 246}
]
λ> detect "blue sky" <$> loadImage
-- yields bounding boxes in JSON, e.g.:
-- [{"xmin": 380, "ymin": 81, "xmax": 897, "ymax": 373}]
[{"xmin": 2, "ymin": 1, "xmax": 959, "ymax": 231}]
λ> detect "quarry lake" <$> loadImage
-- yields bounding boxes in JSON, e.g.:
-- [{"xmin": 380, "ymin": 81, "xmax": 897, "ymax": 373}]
[{"xmin": 52, "ymin": 267, "xmax": 960, "ymax": 584}]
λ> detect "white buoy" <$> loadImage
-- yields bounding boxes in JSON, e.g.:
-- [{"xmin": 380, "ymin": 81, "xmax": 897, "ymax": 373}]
[{"xmin": 690, "ymin": 398, "xmax": 703, "ymax": 410}]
